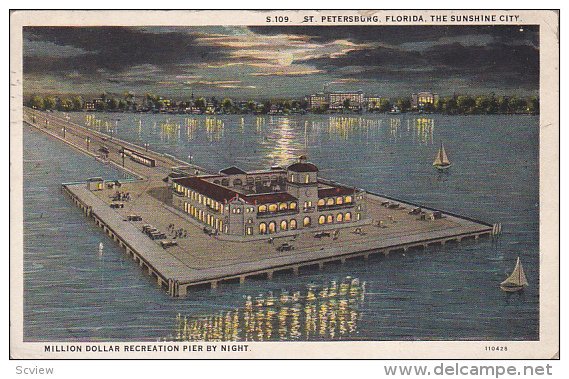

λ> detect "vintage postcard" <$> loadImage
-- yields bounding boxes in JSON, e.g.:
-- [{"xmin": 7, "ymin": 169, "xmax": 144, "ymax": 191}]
[{"xmin": 9, "ymin": 10, "xmax": 559, "ymax": 359}]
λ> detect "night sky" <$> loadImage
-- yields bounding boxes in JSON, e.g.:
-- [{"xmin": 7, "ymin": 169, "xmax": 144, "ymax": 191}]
[{"xmin": 23, "ymin": 25, "xmax": 539, "ymax": 99}]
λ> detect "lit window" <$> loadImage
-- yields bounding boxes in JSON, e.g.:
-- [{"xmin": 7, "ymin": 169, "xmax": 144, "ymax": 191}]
[
  {"xmin": 304, "ymin": 217, "xmax": 311, "ymax": 227},
  {"xmin": 345, "ymin": 195, "xmax": 352, "ymax": 203},
  {"xmin": 258, "ymin": 205, "xmax": 267, "ymax": 213},
  {"xmin": 327, "ymin": 214, "xmax": 334, "ymax": 224},
  {"xmin": 268, "ymin": 204, "xmax": 278, "ymax": 212},
  {"xmin": 345, "ymin": 212, "xmax": 351, "ymax": 222},
  {"xmin": 326, "ymin": 198, "xmax": 334, "ymax": 206},
  {"xmin": 268, "ymin": 222, "xmax": 276, "ymax": 234},
  {"xmin": 318, "ymin": 215, "xmax": 325, "ymax": 225},
  {"xmin": 356, "ymin": 213, "xmax": 361, "ymax": 221},
  {"xmin": 259, "ymin": 223, "xmax": 267, "ymax": 234},
  {"xmin": 337, "ymin": 213, "xmax": 343, "ymax": 222},
  {"xmin": 279, "ymin": 202, "xmax": 288, "ymax": 211},
  {"xmin": 289, "ymin": 202, "xmax": 297, "ymax": 210},
  {"xmin": 318, "ymin": 199, "xmax": 325, "ymax": 207},
  {"xmin": 280, "ymin": 220, "xmax": 288, "ymax": 231},
  {"xmin": 336, "ymin": 196, "xmax": 343, "ymax": 205},
  {"xmin": 305, "ymin": 174, "xmax": 310, "ymax": 183},
  {"xmin": 290, "ymin": 219, "xmax": 297, "ymax": 230}
]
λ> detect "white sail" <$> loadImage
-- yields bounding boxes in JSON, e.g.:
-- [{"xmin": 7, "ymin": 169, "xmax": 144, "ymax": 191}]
[
  {"xmin": 433, "ymin": 143, "xmax": 450, "ymax": 166},
  {"xmin": 501, "ymin": 257, "xmax": 528, "ymax": 287}
]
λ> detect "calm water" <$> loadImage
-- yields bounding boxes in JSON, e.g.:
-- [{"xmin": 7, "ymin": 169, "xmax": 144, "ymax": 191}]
[{"xmin": 23, "ymin": 112, "xmax": 539, "ymax": 341}]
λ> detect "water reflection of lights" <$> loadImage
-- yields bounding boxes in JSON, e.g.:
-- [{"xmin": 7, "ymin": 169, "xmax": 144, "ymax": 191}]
[
  {"xmin": 168, "ymin": 277, "xmax": 366, "ymax": 342},
  {"xmin": 414, "ymin": 118, "xmax": 434, "ymax": 145},
  {"xmin": 262, "ymin": 117, "xmax": 304, "ymax": 167},
  {"xmin": 327, "ymin": 117, "xmax": 382, "ymax": 140}
]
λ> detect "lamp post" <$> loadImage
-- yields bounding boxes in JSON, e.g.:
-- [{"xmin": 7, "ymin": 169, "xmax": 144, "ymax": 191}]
[
  {"xmin": 188, "ymin": 155, "xmax": 193, "ymax": 164},
  {"xmin": 86, "ymin": 136, "xmax": 91, "ymax": 150},
  {"xmin": 121, "ymin": 147, "xmax": 125, "ymax": 168},
  {"xmin": 62, "ymin": 126, "xmax": 66, "ymax": 138},
  {"xmin": 144, "ymin": 143, "xmax": 149, "ymax": 152}
]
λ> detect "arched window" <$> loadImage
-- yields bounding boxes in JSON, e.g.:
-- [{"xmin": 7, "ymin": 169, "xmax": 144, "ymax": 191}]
[
  {"xmin": 326, "ymin": 198, "xmax": 334, "ymax": 206},
  {"xmin": 268, "ymin": 221, "xmax": 277, "ymax": 234},
  {"xmin": 290, "ymin": 219, "xmax": 297, "ymax": 230},
  {"xmin": 345, "ymin": 195, "xmax": 352, "ymax": 204},
  {"xmin": 318, "ymin": 215, "xmax": 326, "ymax": 225},
  {"xmin": 259, "ymin": 222, "xmax": 267, "ymax": 234},
  {"xmin": 336, "ymin": 196, "xmax": 343, "ymax": 205},
  {"xmin": 318, "ymin": 199, "xmax": 326, "ymax": 207},
  {"xmin": 304, "ymin": 216, "xmax": 311, "ymax": 227},
  {"xmin": 289, "ymin": 202, "xmax": 297, "ymax": 210},
  {"xmin": 268, "ymin": 203, "xmax": 278, "ymax": 212},
  {"xmin": 304, "ymin": 174, "xmax": 310, "ymax": 183},
  {"xmin": 345, "ymin": 212, "xmax": 352, "ymax": 222},
  {"xmin": 258, "ymin": 205, "xmax": 267, "ymax": 213},
  {"xmin": 279, "ymin": 202, "xmax": 288, "ymax": 211},
  {"xmin": 280, "ymin": 220, "xmax": 288, "ymax": 231},
  {"xmin": 221, "ymin": 178, "xmax": 229, "ymax": 186},
  {"xmin": 233, "ymin": 179, "xmax": 242, "ymax": 186},
  {"xmin": 337, "ymin": 213, "xmax": 343, "ymax": 222},
  {"xmin": 327, "ymin": 214, "xmax": 334, "ymax": 224},
  {"xmin": 213, "ymin": 180, "xmax": 220, "ymax": 184}
]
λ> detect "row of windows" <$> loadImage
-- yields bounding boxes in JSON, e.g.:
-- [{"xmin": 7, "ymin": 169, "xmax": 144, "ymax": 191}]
[
  {"xmin": 318, "ymin": 212, "xmax": 353, "ymax": 225},
  {"xmin": 184, "ymin": 202, "xmax": 224, "ymax": 231},
  {"xmin": 257, "ymin": 212, "xmax": 358, "ymax": 235},
  {"xmin": 258, "ymin": 202, "xmax": 298, "ymax": 213},
  {"xmin": 289, "ymin": 173, "xmax": 313, "ymax": 183},
  {"xmin": 259, "ymin": 219, "xmax": 300, "ymax": 234},
  {"xmin": 317, "ymin": 195, "xmax": 353, "ymax": 207},
  {"xmin": 185, "ymin": 189, "xmax": 224, "ymax": 214}
]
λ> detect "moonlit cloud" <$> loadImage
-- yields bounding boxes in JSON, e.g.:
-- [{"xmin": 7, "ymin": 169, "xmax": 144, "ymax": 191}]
[{"xmin": 23, "ymin": 25, "xmax": 539, "ymax": 98}]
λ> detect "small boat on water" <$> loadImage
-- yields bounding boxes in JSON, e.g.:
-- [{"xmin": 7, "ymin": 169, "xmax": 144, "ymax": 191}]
[
  {"xmin": 433, "ymin": 142, "xmax": 452, "ymax": 170},
  {"xmin": 500, "ymin": 257, "xmax": 529, "ymax": 292}
]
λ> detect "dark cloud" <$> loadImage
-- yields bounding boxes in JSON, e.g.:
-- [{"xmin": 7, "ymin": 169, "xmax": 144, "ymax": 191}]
[
  {"xmin": 23, "ymin": 25, "xmax": 540, "ymax": 97},
  {"xmin": 295, "ymin": 39, "xmax": 539, "ymax": 90},
  {"xmin": 249, "ymin": 25, "xmax": 539, "ymax": 45},
  {"xmin": 23, "ymin": 27, "xmax": 227, "ymax": 74}
]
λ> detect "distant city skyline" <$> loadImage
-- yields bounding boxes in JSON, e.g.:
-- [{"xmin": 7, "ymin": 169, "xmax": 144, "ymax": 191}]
[{"xmin": 23, "ymin": 25, "xmax": 539, "ymax": 99}]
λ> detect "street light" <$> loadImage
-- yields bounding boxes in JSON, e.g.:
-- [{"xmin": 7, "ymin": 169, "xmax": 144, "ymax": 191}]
[
  {"xmin": 86, "ymin": 136, "xmax": 91, "ymax": 150},
  {"xmin": 62, "ymin": 126, "xmax": 66, "ymax": 138},
  {"xmin": 188, "ymin": 155, "xmax": 193, "ymax": 164}
]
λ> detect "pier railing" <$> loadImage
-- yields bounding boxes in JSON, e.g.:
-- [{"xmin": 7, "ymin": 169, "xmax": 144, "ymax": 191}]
[{"xmin": 367, "ymin": 190, "xmax": 493, "ymax": 227}]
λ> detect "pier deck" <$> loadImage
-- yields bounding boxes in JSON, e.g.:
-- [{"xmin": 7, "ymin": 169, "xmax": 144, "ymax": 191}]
[
  {"xmin": 26, "ymin": 108, "xmax": 494, "ymax": 297},
  {"xmin": 62, "ymin": 179, "xmax": 493, "ymax": 297}
]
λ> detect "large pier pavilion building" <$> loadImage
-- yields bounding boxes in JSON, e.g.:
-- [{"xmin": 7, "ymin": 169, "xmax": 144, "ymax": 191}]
[{"xmin": 171, "ymin": 156, "xmax": 368, "ymax": 238}]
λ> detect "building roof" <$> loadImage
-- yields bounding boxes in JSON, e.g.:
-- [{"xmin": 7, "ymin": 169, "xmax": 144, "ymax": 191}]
[
  {"xmin": 318, "ymin": 185, "xmax": 356, "ymax": 198},
  {"xmin": 174, "ymin": 176, "xmax": 298, "ymax": 205},
  {"xmin": 219, "ymin": 166, "xmax": 247, "ymax": 175},
  {"xmin": 173, "ymin": 176, "xmax": 239, "ymax": 204},
  {"xmin": 244, "ymin": 192, "xmax": 297, "ymax": 205},
  {"xmin": 287, "ymin": 162, "xmax": 319, "ymax": 173}
]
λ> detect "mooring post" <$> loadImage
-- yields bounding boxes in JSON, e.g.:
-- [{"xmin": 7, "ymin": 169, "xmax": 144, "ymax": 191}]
[
  {"xmin": 211, "ymin": 281, "xmax": 218, "ymax": 289},
  {"xmin": 293, "ymin": 266, "xmax": 299, "ymax": 276},
  {"xmin": 267, "ymin": 271, "xmax": 273, "ymax": 280},
  {"xmin": 318, "ymin": 262, "xmax": 324, "ymax": 270},
  {"xmin": 239, "ymin": 276, "xmax": 246, "ymax": 284}
]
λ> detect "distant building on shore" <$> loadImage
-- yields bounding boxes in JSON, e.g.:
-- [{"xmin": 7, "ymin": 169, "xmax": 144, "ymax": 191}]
[
  {"xmin": 171, "ymin": 156, "xmax": 368, "ymax": 238},
  {"xmin": 411, "ymin": 92, "xmax": 439, "ymax": 109},
  {"xmin": 308, "ymin": 93, "xmax": 328, "ymax": 110},
  {"xmin": 328, "ymin": 91, "xmax": 364, "ymax": 110},
  {"xmin": 364, "ymin": 95, "xmax": 382, "ymax": 110}
]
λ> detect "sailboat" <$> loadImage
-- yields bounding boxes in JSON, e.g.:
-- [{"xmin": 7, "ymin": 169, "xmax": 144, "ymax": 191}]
[
  {"xmin": 433, "ymin": 142, "xmax": 452, "ymax": 170},
  {"xmin": 500, "ymin": 257, "xmax": 529, "ymax": 292}
]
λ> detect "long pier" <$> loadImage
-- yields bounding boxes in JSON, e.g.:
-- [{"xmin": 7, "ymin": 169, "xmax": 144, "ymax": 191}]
[{"xmin": 27, "ymin": 108, "xmax": 496, "ymax": 297}]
